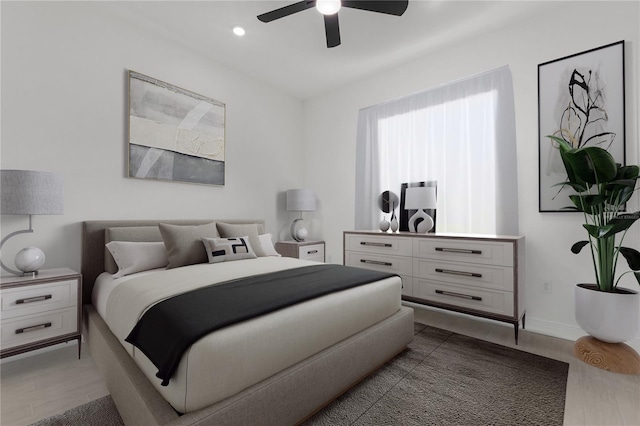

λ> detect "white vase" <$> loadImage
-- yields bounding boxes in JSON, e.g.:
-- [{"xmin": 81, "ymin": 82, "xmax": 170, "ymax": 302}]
[
  {"xmin": 575, "ymin": 284, "xmax": 640, "ymax": 343},
  {"xmin": 379, "ymin": 218, "xmax": 390, "ymax": 232}
]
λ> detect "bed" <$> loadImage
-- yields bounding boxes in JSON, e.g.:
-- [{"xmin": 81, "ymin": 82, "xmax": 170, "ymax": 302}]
[{"xmin": 82, "ymin": 219, "xmax": 414, "ymax": 425}]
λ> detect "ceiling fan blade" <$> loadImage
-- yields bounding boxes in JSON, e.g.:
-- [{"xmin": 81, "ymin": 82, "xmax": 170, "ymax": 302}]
[
  {"xmin": 257, "ymin": 1, "xmax": 316, "ymax": 23},
  {"xmin": 324, "ymin": 14, "xmax": 341, "ymax": 48},
  {"xmin": 342, "ymin": 0, "xmax": 408, "ymax": 16}
]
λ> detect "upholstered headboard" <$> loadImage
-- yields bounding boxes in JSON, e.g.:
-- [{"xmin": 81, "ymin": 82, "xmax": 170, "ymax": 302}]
[{"xmin": 81, "ymin": 219, "xmax": 265, "ymax": 305}]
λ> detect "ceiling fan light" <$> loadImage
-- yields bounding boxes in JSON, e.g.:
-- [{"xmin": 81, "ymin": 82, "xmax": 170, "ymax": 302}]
[{"xmin": 316, "ymin": 0, "xmax": 341, "ymax": 15}]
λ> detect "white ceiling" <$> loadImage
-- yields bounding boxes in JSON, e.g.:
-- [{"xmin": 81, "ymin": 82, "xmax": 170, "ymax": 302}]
[{"xmin": 106, "ymin": 1, "xmax": 560, "ymax": 100}]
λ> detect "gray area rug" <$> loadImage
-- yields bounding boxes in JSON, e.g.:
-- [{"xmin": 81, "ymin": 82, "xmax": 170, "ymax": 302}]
[{"xmin": 32, "ymin": 323, "xmax": 568, "ymax": 426}]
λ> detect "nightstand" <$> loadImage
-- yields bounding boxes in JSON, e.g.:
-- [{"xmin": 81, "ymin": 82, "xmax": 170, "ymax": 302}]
[
  {"xmin": 1, "ymin": 268, "xmax": 82, "ymax": 359},
  {"xmin": 275, "ymin": 241, "xmax": 325, "ymax": 262}
]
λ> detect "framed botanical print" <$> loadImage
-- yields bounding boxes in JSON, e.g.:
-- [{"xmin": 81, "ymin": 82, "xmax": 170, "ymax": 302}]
[{"xmin": 538, "ymin": 41, "xmax": 625, "ymax": 212}]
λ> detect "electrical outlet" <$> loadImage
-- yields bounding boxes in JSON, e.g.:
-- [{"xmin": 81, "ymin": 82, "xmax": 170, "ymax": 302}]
[{"xmin": 542, "ymin": 281, "xmax": 553, "ymax": 294}]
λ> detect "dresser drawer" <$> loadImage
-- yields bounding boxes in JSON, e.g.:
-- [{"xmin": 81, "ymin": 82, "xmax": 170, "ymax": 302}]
[
  {"xmin": 345, "ymin": 251, "xmax": 413, "ymax": 276},
  {"xmin": 1, "ymin": 279, "xmax": 78, "ymax": 320},
  {"xmin": 299, "ymin": 244, "xmax": 324, "ymax": 262},
  {"xmin": 345, "ymin": 234, "xmax": 413, "ymax": 257},
  {"xmin": 413, "ymin": 238, "xmax": 514, "ymax": 267},
  {"xmin": 413, "ymin": 258, "xmax": 514, "ymax": 292},
  {"xmin": 412, "ymin": 279, "xmax": 514, "ymax": 317},
  {"xmin": 1, "ymin": 307, "xmax": 78, "ymax": 350}
]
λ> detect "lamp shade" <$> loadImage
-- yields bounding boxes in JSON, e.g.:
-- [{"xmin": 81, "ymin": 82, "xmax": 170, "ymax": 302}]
[
  {"xmin": 286, "ymin": 189, "xmax": 316, "ymax": 212},
  {"xmin": 404, "ymin": 186, "xmax": 436, "ymax": 210},
  {"xmin": 1, "ymin": 170, "xmax": 64, "ymax": 215}
]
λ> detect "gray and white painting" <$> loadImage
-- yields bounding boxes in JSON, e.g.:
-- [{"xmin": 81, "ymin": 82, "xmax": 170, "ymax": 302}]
[{"xmin": 128, "ymin": 71, "xmax": 225, "ymax": 185}]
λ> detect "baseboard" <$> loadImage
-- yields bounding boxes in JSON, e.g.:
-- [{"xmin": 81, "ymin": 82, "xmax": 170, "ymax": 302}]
[
  {"xmin": 526, "ymin": 317, "xmax": 640, "ymax": 352},
  {"xmin": 405, "ymin": 301, "xmax": 640, "ymax": 352}
]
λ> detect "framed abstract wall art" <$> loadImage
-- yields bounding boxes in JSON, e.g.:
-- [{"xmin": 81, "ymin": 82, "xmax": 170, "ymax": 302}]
[
  {"xmin": 538, "ymin": 41, "xmax": 625, "ymax": 212},
  {"xmin": 128, "ymin": 71, "xmax": 226, "ymax": 186}
]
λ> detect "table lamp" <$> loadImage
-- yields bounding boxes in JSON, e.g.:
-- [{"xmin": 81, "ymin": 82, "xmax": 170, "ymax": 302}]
[
  {"xmin": 1, "ymin": 170, "xmax": 64, "ymax": 276},
  {"xmin": 404, "ymin": 186, "xmax": 436, "ymax": 233},
  {"xmin": 286, "ymin": 189, "xmax": 316, "ymax": 241}
]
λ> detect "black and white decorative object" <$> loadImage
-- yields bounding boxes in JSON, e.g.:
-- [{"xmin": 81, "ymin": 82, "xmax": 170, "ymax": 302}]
[
  {"xmin": 378, "ymin": 191, "xmax": 399, "ymax": 232},
  {"xmin": 389, "ymin": 202, "xmax": 399, "ymax": 232},
  {"xmin": 400, "ymin": 181, "xmax": 437, "ymax": 232},
  {"xmin": 0, "ymin": 170, "xmax": 64, "ymax": 276},
  {"xmin": 286, "ymin": 189, "xmax": 316, "ymax": 241},
  {"xmin": 404, "ymin": 186, "xmax": 437, "ymax": 233}
]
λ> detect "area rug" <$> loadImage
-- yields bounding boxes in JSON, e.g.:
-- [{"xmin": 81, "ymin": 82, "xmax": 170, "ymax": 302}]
[{"xmin": 31, "ymin": 323, "xmax": 568, "ymax": 426}]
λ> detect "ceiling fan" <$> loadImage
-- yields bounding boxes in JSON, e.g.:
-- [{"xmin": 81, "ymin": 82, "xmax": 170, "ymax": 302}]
[{"xmin": 257, "ymin": 0, "xmax": 409, "ymax": 48}]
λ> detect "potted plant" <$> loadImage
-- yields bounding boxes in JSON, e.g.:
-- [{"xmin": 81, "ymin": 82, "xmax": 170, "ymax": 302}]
[{"xmin": 549, "ymin": 135, "xmax": 640, "ymax": 343}]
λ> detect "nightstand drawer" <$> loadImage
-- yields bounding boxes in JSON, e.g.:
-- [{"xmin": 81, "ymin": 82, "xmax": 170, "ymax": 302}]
[
  {"xmin": 413, "ymin": 258, "xmax": 514, "ymax": 292},
  {"xmin": 1, "ymin": 280, "xmax": 79, "ymax": 320},
  {"xmin": 1, "ymin": 307, "xmax": 78, "ymax": 350},
  {"xmin": 412, "ymin": 279, "xmax": 514, "ymax": 317},
  {"xmin": 413, "ymin": 238, "xmax": 514, "ymax": 267},
  {"xmin": 299, "ymin": 244, "xmax": 324, "ymax": 261},
  {"xmin": 345, "ymin": 234, "xmax": 413, "ymax": 256},
  {"xmin": 345, "ymin": 251, "xmax": 412, "ymax": 276}
]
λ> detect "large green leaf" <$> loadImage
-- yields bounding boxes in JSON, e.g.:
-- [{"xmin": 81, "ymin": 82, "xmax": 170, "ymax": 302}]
[
  {"xmin": 571, "ymin": 240, "xmax": 590, "ymax": 254},
  {"xmin": 616, "ymin": 165, "xmax": 640, "ymax": 180},
  {"xmin": 607, "ymin": 212, "xmax": 640, "ymax": 233},
  {"xmin": 583, "ymin": 224, "xmax": 616, "ymax": 239},
  {"xmin": 634, "ymin": 271, "xmax": 640, "ymax": 286},
  {"xmin": 569, "ymin": 194, "xmax": 605, "ymax": 214},
  {"xmin": 548, "ymin": 135, "xmax": 590, "ymax": 190},
  {"xmin": 606, "ymin": 181, "xmax": 636, "ymax": 206},
  {"xmin": 564, "ymin": 146, "xmax": 617, "ymax": 185},
  {"xmin": 583, "ymin": 213, "xmax": 639, "ymax": 238},
  {"xmin": 620, "ymin": 247, "xmax": 640, "ymax": 271}
]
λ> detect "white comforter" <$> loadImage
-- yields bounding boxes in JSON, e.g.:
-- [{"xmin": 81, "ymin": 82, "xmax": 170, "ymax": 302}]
[{"xmin": 96, "ymin": 257, "xmax": 402, "ymax": 413}]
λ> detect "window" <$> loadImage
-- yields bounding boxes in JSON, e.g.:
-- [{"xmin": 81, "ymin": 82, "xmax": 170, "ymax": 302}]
[{"xmin": 355, "ymin": 66, "xmax": 518, "ymax": 235}]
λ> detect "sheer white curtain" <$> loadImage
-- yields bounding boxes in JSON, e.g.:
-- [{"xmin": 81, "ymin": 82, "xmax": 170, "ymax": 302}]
[{"xmin": 355, "ymin": 66, "xmax": 518, "ymax": 235}]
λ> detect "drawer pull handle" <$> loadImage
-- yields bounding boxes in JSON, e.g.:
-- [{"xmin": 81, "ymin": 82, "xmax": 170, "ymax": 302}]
[
  {"xmin": 435, "ymin": 247, "xmax": 482, "ymax": 255},
  {"xmin": 361, "ymin": 259, "xmax": 392, "ymax": 267},
  {"xmin": 435, "ymin": 268, "xmax": 482, "ymax": 278},
  {"xmin": 16, "ymin": 322, "xmax": 52, "ymax": 334},
  {"xmin": 16, "ymin": 295, "xmax": 52, "ymax": 304},
  {"xmin": 361, "ymin": 242, "xmax": 392, "ymax": 247},
  {"xmin": 307, "ymin": 250, "xmax": 319, "ymax": 254},
  {"xmin": 435, "ymin": 290, "xmax": 482, "ymax": 301}
]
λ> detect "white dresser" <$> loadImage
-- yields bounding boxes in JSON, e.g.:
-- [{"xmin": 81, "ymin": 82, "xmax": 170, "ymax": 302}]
[{"xmin": 344, "ymin": 231, "xmax": 525, "ymax": 343}]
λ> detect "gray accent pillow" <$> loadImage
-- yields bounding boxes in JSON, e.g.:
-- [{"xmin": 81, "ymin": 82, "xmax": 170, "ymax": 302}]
[
  {"xmin": 216, "ymin": 222, "xmax": 266, "ymax": 257},
  {"xmin": 159, "ymin": 222, "xmax": 219, "ymax": 269}
]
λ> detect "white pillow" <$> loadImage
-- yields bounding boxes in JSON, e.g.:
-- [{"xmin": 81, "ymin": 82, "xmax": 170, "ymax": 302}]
[
  {"xmin": 202, "ymin": 236, "xmax": 258, "ymax": 263},
  {"xmin": 259, "ymin": 233, "xmax": 281, "ymax": 257},
  {"xmin": 106, "ymin": 241, "xmax": 169, "ymax": 278}
]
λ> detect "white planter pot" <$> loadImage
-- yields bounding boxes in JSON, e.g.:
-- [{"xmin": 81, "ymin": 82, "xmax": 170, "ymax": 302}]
[{"xmin": 575, "ymin": 284, "xmax": 640, "ymax": 343}]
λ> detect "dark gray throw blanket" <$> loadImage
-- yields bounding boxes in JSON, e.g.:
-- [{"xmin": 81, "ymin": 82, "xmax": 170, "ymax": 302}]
[{"xmin": 125, "ymin": 264, "xmax": 397, "ymax": 385}]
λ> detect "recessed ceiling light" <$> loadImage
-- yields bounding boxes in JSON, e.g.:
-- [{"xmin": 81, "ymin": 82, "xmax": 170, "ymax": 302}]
[{"xmin": 233, "ymin": 27, "xmax": 245, "ymax": 36}]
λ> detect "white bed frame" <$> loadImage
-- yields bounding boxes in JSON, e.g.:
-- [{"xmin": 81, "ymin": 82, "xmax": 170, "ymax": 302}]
[{"xmin": 82, "ymin": 220, "xmax": 414, "ymax": 425}]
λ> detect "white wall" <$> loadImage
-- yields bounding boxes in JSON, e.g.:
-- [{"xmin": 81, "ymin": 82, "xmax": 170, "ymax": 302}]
[
  {"xmin": 303, "ymin": 1, "xmax": 640, "ymax": 343},
  {"xmin": 0, "ymin": 2, "xmax": 305, "ymax": 272}
]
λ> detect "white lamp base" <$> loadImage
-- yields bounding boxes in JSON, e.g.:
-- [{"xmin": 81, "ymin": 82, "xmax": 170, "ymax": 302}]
[
  {"xmin": 15, "ymin": 247, "xmax": 45, "ymax": 273},
  {"xmin": 290, "ymin": 218, "xmax": 308, "ymax": 241},
  {"xmin": 408, "ymin": 209, "xmax": 434, "ymax": 233}
]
